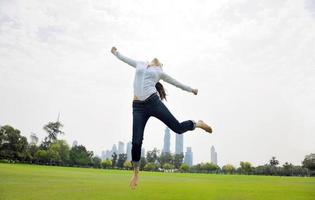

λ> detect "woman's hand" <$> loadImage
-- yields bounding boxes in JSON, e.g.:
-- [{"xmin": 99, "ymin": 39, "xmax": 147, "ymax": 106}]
[
  {"xmin": 111, "ymin": 46, "xmax": 117, "ymax": 55},
  {"xmin": 192, "ymin": 89, "xmax": 198, "ymax": 95}
]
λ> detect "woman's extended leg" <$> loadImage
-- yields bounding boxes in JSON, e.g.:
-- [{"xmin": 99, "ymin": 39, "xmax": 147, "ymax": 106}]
[{"xmin": 151, "ymin": 100, "xmax": 212, "ymax": 134}]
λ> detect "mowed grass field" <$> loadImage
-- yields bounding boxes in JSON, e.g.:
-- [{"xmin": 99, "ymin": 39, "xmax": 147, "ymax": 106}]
[{"xmin": 0, "ymin": 164, "xmax": 315, "ymax": 200}]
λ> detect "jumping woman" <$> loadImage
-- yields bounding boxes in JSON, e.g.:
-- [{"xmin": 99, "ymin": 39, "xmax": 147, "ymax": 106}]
[{"xmin": 111, "ymin": 47, "xmax": 213, "ymax": 189}]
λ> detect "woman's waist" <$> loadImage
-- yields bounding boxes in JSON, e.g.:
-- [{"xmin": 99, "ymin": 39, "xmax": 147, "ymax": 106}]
[
  {"xmin": 133, "ymin": 88, "xmax": 158, "ymax": 101},
  {"xmin": 133, "ymin": 92, "xmax": 159, "ymax": 104}
]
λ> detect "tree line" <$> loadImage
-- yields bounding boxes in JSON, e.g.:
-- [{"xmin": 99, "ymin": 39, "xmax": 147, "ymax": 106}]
[{"xmin": 0, "ymin": 123, "xmax": 314, "ymax": 177}]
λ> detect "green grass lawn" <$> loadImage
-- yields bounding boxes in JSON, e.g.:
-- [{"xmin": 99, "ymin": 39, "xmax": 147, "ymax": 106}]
[{"xmin": 0, "ymin": 163, "xmax": 314, "ymax": 200}]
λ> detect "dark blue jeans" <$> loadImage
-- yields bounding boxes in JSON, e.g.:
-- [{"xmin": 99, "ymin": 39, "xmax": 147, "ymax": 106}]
[{"xmin": 132, "ymin": 93, "xmax": 195, "ymax": 164}]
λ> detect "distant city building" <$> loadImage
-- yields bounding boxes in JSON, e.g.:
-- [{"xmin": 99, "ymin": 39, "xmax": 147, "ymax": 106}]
[
  {"xmin": 72, "ymin": 140, "xmax": 78, "ymax": 147},
  {"xmin": 105, "ymin": 150, "xmax": 112, "ymax": 160},
  {"xmin": 184, "ymin": 147, "xmax": 193, "ymax": 167},
  {"xmin": 175, "ymin": 133, "xmax": 183, "ymax": 154},
  {"xmin": 211, "ymin": 145, "xmax": 217, "ymax": 165},
  {"xmin": 29, "ymin": 133, "xmax": 39, "ymax": 145},
  {"xmin": 162, "ymin": 127, "xmax": 171, "ymax": 153},
  {"xmin": 141, "ymin": 147, "xmax": 145, "ymax": 158},
  {"xmin": 126, "ymin": 141, "xmax": 132, "ymax": 161},
  {"xmin": 118, "ymin": 141, "xmax": 125, "ymax": 155}
]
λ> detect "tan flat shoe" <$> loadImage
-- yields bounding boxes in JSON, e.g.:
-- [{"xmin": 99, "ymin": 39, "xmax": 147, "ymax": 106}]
[{"xmin": 198, "ymin": 120, "xmax": 213, "ymax": 133}]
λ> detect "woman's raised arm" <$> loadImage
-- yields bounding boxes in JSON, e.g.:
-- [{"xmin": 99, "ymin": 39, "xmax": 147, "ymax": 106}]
[
  {"xmin": 160, "ymin": 72, "xmax": 198, "ymax": 95},
  {"xmin": 111, "ymin": 47, "xmax": 138, "ymax": 68}
]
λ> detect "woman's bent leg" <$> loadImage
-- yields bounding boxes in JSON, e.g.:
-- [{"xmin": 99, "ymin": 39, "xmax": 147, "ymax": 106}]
[{"xmin": 151, "ymin": 100, "xmax": 195, "ymax": 134}]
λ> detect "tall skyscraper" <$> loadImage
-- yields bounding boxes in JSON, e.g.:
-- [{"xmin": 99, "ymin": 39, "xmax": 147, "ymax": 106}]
[
  {"xmin": 184, "ymin": 147, "xmax": 193, "ymax": 167},
  {"xmin": 126, "ymin": 141, "xmax": 132, "ymax": 161},
  {"xmin": 118, "ymin": 141, "xmax": 125, "ymax": 154},
  {"xmin": 162, "ymin": 127, "xmax": 171, "ymax": 153},
  {"xmin": 211, "ymin": 145, "xmax": 217, "ymax": 165},
  {"xmin": 175, "ymin": 133, "xmax": 183, "ymax": 154}
]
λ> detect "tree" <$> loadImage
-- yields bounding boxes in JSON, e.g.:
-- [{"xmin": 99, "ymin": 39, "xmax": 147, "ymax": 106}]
[
  {"xmin": 302, "ymin": 153, "xmax": 315, "ymax": 176},
  {"xmin": 46, "ymin": 147, "xmax": 60, "ymax": 164},
  {"xmin": 159, "ymin": 152, "xmax": 173, "ymax": 167},
  {"xmin": 49, "ymin": 140, "xmax": 70, "ymax": 165},
  {"xmin": 27, "ymin": 143, "xmax": 39, "ymax": 163},
  {"xmin": 101, "ymin": 159, "xmax": 112, "ymax": 169},
  {"xmin": 34, "ymin": 149, "xmax": 49, "ymax": 163},
  {"xmin": 174, "ymin": 153, "xmax": 184, "ymax": 169},
  {"xmin": 41, "ymin": 121, "xmax": 64, "ymax": 149},
  {"xmin": 69, "ymin": 145, "xmax": 93, "ymax": 166},
  {"xmin": 179, "ymin": 163, "xmax": 190, "ymax": 172},
  {"xmin": 163, "ymin": 163, "xmax": 174, "ymax": 171},
  {"xmin": 222, "ymin": 164, "xmax": 236, "ymax": 174},
  {"xmin": 117, "ymin": 153, "xmax": 127, "ymax": 169},
  {"xmin": 0, "ymin": 125, "xmax": 28, "ymax": 161},
  {"xmin": 302, "ymin": 154, "xmax": 315, "ymax": 171},
  {"xmin": 281, "ymin": 162, "xmax": 293, "ymax": 176},
  {"xmin": 123, "ymin": 160, "xmax": 132, "ymax": 170},
  {"xmin": 146, "ymin": 148, "xmax": 159, "ymax": 163},
  {"xmin": 92, "ymin": 156, "xmax": 102, "ymax": 168},
  {"xmin": 202, "ymin": 162, "xmax": 220, "ymax": 173},
  {"xmin": 240, "ymin": 161, "xmax": 253, "ymax": 174},
  {"xmin": 111, "ymin": 152, "xmax": 117, "ymax": 168},
  {"xmin": 269, "ymin": 156, "xmax": 279, "ymax": 167},
  {"xmin": 144, "ymin": 163, "xmax": 158, "ymax": 171}
]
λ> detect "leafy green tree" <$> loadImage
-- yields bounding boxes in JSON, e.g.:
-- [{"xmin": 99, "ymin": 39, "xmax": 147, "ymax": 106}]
[
  {"xmin": 69, "ymin": 145, "xmax": 93, "ymax": 166},
  {"xmin": 179, "ymin": 163, "xmax": 190, "ymax": 172},
  {"xmin": 302, "ymin": 154, "xmax": 315, "ymax": 172},
  {"xmin": 0, "ymin": 125, "xmax": 28, "ymax": 161},
  {"xmin": 281, "ymin": 162, "xmax": 293, "ymax": 176},
  {"xmin": 174, "ymin": 153, "xmax": 184, "ymax": 169},
  {"xmin": 41, "ymin": 121, "xmax": 64, "ymax": 149},
  {"xmin": 146, "ymin": 148, "xmax": 159, "ymax": 163},
  {"xmin": 159, "ymin": 152, "xmax": 173, "ymax": 167},
  {"xmin": 101, "ymin": 159, "xmax": 112, "ymax": 169},
  {"xmin": 47, "ymin": 148, "xmax": 60, "ymax": 164},
  {"xmin": 163, "ymin": 163, "xmax": 174, "ymax": 171},
  {"xmin": 27, "ymin": 143, "xmax": 39, "ymax": 163},
  {"xmin": 240, "ymin": 161, "xmax": 253, "ymax": 174},
  {"xmin": 117, "ymin": 153, "xmax": 127, "ymax": 169},
  {"xmin": 222, "ymin": 164, "xmax": 236, "ymax": 174},
  {"xmin": 92, "ymin": 156, "xmax": 102, "ymax": 168},
  {"xmin": 269, "ymin": 156, "xmax": 279, "ymax": 166},
  {"xmin": 202, "ymin": 162, "xmax": 220, "ymax": 173},
  {"xmin": 144, "ymin": 163, "xmax": 158, "ymax": 171},
  {"xmin": 34, "ymin": 150, "xmax": 49, "ymax": 163},
  {"xmin": 50, "ymin": 140, "xmax": 70, "ymax": 165}
]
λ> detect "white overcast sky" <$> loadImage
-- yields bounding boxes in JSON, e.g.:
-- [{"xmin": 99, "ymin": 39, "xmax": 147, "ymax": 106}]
[{"xmin": 1, "ymin": 0, "xmax": 315, "ymax": 166}]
